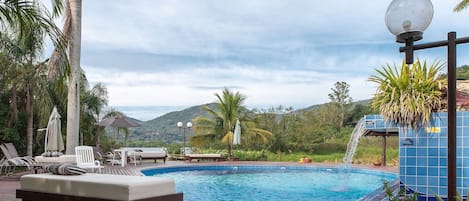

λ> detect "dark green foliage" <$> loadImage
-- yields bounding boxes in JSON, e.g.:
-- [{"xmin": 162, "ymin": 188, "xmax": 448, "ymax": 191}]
[{"xmin": 441, "ymin": 65, "xmax": 469, "ymax": 80}]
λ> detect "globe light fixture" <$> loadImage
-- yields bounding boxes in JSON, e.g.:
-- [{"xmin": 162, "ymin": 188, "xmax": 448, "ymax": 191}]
[
  {"xmin": 385, "ymin": 0, "xmax": 434, "ymax": 64},
  {"xmin": 385, "ymin": 0, "xmax": 433, "ymax": 43},
  {"xmin": 177, "ymin": 121, "xmax": 192, "ymax": 156}
]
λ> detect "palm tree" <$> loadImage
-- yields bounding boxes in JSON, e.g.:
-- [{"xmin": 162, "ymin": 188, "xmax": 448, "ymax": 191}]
[
  {"xmin": 47, "ymin": 0, "xmax": 82, "ymax": 154},
  {"xmin": 454, "ymin": 0, "xmax": 469, "ymax": 12},
  {"xmin": 0, "ymin": 19, "xmax": 55, "ymax": 156},
  {"xmin": 191, "ymin": 88, "xmax": 272, "ymax": 159},
  {"xmin": 368, "ymin": 59, "xmax": 445, "ymax": 130},
  {"xmin": 81, "ymin": 82, "xmax": 108, "ymax": 146}
]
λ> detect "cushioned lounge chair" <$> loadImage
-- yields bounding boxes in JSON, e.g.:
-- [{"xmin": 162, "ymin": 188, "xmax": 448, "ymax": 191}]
[
  {"xmin": 184, "ymin": 154, "xmax": 225, "ymax": 162},
  {"xmin": 0, "ymin": 143, "xmax": 41, "ymax": 174}
]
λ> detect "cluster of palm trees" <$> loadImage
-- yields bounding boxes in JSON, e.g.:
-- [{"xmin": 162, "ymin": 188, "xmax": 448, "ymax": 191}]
[{"xmin": 0, "ymin": 0, "xmax": 84, "ymax": 155}]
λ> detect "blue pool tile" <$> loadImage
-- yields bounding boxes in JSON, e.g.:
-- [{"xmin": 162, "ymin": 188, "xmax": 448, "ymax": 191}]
[
  {"xmin": 439, "ymin": 129, "xmax": 448, "ymax": 137},
  {"xmin": 457, "ymin": 168, "xmax": 462, "ymax": 176},
  {"xmin": 457, "ymin": 117, "xmax": 463, "ymax": 127},
  {"xmin": 462, "ymin": 158, "xmax": 469, "ymax": 167},
  {"xmin": 439, "ymin": 178, "xmax": 448, "ymax": 186},
  {"xmin": 439, "ymin": 158, "xmax": 447, "ymax": 166},
  {"xmin": 417, "ymin": 157, "xmax": 427, "ymax": 166},
  {"xmin": 457, "ymin": 138, "xmax": 464, "ymax": 146},
  {"xmin": 462, "ymin": 178, "xmax": 469, "ymax": 187},
  {"xmin": 440, "ymin": 168, "xmax": 448, "ymax": 176},
  {"xmin": 463, "ymin": 168, "xmax": 469, "ymax": 176},
  {"xmin": 428, "ymin": 177, "xmax": 439, "ymax": 185},
  {"xmin": 407, "ymin": 157, "xmax": 417, "ymax": 166},
  {"xmin": 416, "ymin": 138, "xmax": 428, "ymax": 147},
  {"xmin": 427, "ymin": 158, "xmax": 439, "ymax": 167},
  {"xmin": 428, "ymin": 148, "xmax": 439, "ymax": 157},
  {"xmin": 427, "ymin": 139, "xmax": 439, "ymax": 147},
  {"xmin": 407, "ymin": 167, "xmax": 416, "ymax": 175},
  {"xmin": 428, "ymin": 167, "xmax": 439, "ymax": 176},
  {"xmin": 417, "ymin": 178, "xmax": 428, "ymax": 186},
  {"xmin": 458, "ymin": 128, "xmax": 464, "ymax": 137},
  {"xmin": 440, "ymin": 137, "xmax": 448, "ymax": 146},
  {"xmin": 463, "ymin": 148, "xmax": 469, "ymax": 156},
  {"xmin": 417, "ymin": 167, "xmax": 427, "ymax": 175},
  {"xmin": 406, "ymin": 176, "xmax": 417, "ymax": 185},
  {"xmin": 464, "ymin": 117, "xmax": 469, "ymax": 126},
  {"xmin": 407, "ymin": 148, "xmax": 417, "ymax": 156},
  {"xmin": 439, "ymin": 148, "xmax": 448, "ymax": 157},
  {"xmin": 417, "ymin": 148, "xmax": 427, "ymax": 156}
]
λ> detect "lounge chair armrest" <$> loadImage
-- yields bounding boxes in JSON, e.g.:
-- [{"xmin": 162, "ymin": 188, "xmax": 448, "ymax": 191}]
[{"xmin": 94, "ymin": 160, "xmax": 101, "ymax": 166}]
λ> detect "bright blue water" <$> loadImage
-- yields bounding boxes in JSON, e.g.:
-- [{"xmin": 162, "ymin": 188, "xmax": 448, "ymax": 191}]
[{"xmin": 142, "ymin": 166, "xmax": 397, "ymax": 201}]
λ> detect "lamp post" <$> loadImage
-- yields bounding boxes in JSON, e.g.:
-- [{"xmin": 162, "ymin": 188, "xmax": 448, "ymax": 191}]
[
  {"xmin": 177, "ymin": 122, "xmax": 192, "ymax": 156},
  {"xmin": 385, "ymin": 0, "xmax": 469, "ymax": 200}
]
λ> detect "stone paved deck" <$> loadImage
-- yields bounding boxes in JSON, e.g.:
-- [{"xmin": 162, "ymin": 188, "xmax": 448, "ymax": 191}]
[{"xmin": 0, "ymin": 161, "xmax": 397, "ymax": 201}]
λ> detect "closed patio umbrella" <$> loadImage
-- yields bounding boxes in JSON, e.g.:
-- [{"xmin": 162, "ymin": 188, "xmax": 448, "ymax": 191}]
[
  {"xmin": 45, "ymin": 106, "xmax": 64, "ymax": 155},
  {"xmin": 233, "ymin": 119, "xmax": 241, "ymax": 145}
]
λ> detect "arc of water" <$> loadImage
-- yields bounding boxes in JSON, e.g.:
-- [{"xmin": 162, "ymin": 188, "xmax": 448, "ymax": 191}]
[
  {"xmin": 335, "ymin": 118, "xmax": 368, "ymax": 191},
  {"xmin": 343, "ymin": 118, "xmax": 367, "ymax": 166}
]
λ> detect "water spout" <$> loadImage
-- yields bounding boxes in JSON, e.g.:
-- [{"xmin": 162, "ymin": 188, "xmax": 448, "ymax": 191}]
[{"xmin": 343, "ymin": 118, "xmax": 367, "ymax": 166}]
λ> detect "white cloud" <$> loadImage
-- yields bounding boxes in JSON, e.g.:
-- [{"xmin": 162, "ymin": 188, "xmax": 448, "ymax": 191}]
[{"xmin": 79, "ymin": 0, "xmax": 469, "ymax": 120}]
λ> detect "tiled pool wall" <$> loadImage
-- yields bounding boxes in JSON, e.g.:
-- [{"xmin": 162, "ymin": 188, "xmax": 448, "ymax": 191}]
[{"xmin": 365, "ymin": 113, "xmax": 469, "ymax": 201}]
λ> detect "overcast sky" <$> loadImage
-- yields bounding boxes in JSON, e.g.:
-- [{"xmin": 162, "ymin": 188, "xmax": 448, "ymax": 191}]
[{"xmin": 78, "ymin": 0, "xmax": 469, "ymax": 111}]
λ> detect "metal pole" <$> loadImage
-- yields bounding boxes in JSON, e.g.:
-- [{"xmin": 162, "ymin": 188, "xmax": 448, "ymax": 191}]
[
  {"xmin": 447, "ymin": 31, "xmax": 457, "ymax": 201},
  {"xmin": 183, "ymin": 128, "xmax": 186, "ymax": 157}
]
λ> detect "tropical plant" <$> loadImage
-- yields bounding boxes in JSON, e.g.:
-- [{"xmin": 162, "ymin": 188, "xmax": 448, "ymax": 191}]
[
  {"xmin": 191, "ymin": 88, "xmax": 272, "ymax": 159},
  {"xmin": 454, "ymin": 0, "xmax": 469, "ymax": 12},
  {"xmin": 81, "ymin": 82, "xmax": 108, "ymax": 146},
  {"xmin": 368, "ymin": 59, "xmax": 445, "ymax": 130}
]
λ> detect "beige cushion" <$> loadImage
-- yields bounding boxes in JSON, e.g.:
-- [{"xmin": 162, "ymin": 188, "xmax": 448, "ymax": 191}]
[
  {"xmin": 20, "ymin": 173, "xmax": 176, "ymax": 200},
  {"xmin": 132, "ymin": 152, "xmax": 166, "ymax": 158},
  {"xmin": 34, "ymin": 155, "xmax": 76, "ymax": 163},
  {"xmin": 186, "ymin": 154, "xmax": 222, "ymax": 158}
]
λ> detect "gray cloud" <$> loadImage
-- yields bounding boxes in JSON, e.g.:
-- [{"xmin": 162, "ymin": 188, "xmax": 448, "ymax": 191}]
[{"xmin": 79, "ymin": 0, "xmax": 469, "ymax": 111}]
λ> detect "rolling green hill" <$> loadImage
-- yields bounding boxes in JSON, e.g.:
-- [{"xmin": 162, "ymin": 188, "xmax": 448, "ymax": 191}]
[
  {"xmin": 128, "ymin": 99, "xmax": 373, "ymax": 143},
  {"xmin": 129, "ymin": 103, "xmax": 217, "ymax": 143}
]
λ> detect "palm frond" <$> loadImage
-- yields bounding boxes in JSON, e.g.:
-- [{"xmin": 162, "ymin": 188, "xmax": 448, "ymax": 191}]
[{"xmin": 454, "ymin": 0, "xmax": 469, "ymax": 12}]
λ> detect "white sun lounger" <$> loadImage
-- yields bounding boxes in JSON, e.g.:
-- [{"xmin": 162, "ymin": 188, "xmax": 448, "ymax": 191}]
[{"xmin": 16, "ymin": 173, "xmax": 183, "ymax": 201}]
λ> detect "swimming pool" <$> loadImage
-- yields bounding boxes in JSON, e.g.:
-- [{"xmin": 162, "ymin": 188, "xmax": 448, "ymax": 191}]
[{"xmin": 142, "ymin": 165, "xmax": 397, "ymax": 201}]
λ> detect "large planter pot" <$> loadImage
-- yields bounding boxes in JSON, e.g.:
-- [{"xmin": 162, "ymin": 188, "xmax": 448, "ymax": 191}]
[{"xmin": 373, "ymin": 161, "xmax": 382, "ymax": 166}]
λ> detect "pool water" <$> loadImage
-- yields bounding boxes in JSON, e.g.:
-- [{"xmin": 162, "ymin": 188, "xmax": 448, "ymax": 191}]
[{"xmin": 142, "ymin": 166, "xmax": 397, "ymax": 201}]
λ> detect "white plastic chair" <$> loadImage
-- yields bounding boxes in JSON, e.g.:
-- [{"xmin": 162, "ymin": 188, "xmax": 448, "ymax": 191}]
[{"xmin": 75, "ymin": 146, "xmax": 103, "ymax": 173}]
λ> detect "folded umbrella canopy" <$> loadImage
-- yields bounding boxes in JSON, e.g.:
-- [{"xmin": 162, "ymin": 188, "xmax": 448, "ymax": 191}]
[
  {"xmin": 233, "ymin": 119, "xmax": 241, "ymax": 145},
  {"xmin": 44, "ymin": 106, "xmax": 64, "ymax": 156}
]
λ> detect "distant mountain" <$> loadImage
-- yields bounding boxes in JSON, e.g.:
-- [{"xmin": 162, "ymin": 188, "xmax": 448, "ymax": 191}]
[
  {"xmin": 298, "ymin": 99, "xmax": 370, "ymax": 113},
  {"xmin": 130, "ymin": 103, "xmax": 218, "ymax": 142},
  {"xmin": 129, "ymin": 100, "xmax": 372, "ymax": 143}
]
